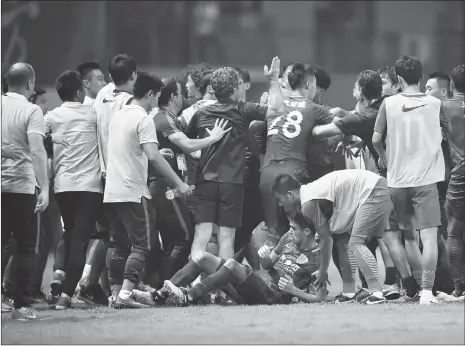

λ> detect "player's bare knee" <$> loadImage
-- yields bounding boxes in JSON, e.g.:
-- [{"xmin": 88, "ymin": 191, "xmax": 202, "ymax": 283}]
[{"xmin": 191, "ymin": 251, "xmax": 207, "ymax": 264}]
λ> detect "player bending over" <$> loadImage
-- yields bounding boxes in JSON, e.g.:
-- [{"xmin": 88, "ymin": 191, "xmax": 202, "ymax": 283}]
[{"xmin": 160, "ymin": 212, "xmax": 329, "ymax": 306}]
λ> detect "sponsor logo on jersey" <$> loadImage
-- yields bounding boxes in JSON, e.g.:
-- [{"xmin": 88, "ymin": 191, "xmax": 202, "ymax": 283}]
[
  {"xmin": 296, "ymin": 254, "xmax": 308, "ymax": 264},
  {"xmin": 401, "ymin": 104, "xmax": 427, "ymax": 112}
]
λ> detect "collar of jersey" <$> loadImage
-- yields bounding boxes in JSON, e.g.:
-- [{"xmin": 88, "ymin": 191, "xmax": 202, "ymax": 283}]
[
  {"xmin": 5, "ymin": 92, "xmax": 27, "ymax": 101},
  {"xmin": 159, "ymin": 107, "xmax": 177, "ymax": 118},
  {"xmin": 62, "ymin": 101, "xmax": 83, "ymax": 108}
]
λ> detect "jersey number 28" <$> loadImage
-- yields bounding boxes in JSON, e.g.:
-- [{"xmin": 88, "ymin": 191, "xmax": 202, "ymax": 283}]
[{"xmin": 268, "ymin": 111, "xmax": 303, "ymax": 139}]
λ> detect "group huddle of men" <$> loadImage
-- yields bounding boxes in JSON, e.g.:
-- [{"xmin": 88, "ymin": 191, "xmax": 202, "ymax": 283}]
[{"xmin": 1, "ymin": 51, "xmax": 464, "ymax": 320}]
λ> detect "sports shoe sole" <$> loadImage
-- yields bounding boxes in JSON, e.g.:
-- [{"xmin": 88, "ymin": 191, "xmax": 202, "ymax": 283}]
[{"xmin": 76, "ymin": 293, "xmax": 99, "ymax": 306}]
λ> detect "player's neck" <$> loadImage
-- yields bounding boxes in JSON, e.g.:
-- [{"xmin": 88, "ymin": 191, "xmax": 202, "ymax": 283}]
[
  {"xmin": 85, "ymin": 91, "xmax": 96, "ymax": 100},
  {"xmin": 400, "ymin": 85, "xmax": 421, "ymax": 94},
  {"xmin": 299, "ymin": 237, "xmax": 314, "ymax": 251},
  {"xmin": 114, "ymin": 83, "xmax": 133, "ymax": 94},
  {"xmin": 160, "ymin": 104, "xmax": 177, "ymax": 115},
  {"xmin": 202, "ymin": 93, "xmax": 216, "ymax": 101},
  {"xmin": 131, "ymin": 99, "xmax": 150, "ymax": 112},
  {"xmin": 288, "ymin": 89, "xmax": 306, "ymax": 99},
  {"xmin": 7, "ymin": 88, "xmax": 29, "ymax": 98}
]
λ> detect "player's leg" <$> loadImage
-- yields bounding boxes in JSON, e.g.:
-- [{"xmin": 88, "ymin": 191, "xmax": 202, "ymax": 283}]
[
  {"xmin": 331, "ymin": 232, "xmax": 357, "ymax": 303},
  {"xmin": 389, "ymin": 186, "xmax": 423, "ymax": 288},
  {"xmin": 190, "ymin": 181, "xmax": 217, "ymax": 258},
  {"xmin": 348, "ymin": 179, "xmax": 391, "ymax": 304},
  {"xmin": 217, "ymin": 183, "xmax": 243, "ymax": 259},
  {"xmin": 411, "ymin": 184, "xmax": 441, "ymax": 305}
]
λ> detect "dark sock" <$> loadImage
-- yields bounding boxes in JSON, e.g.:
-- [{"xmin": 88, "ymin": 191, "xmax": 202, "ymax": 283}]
[
  {"xmin": 384, "ymin": 267, "xmax": 397, "ymax": 286},
  {"xmin": 402, "ymin": 276, "xmax": 418, "ymax": 298},
  {"xmin": 169, "ymin": 260, "xmax": 203, "ymax": 287},
  {"xmin": 189, "ymin": 266, "xmax": 234, "ymax": 300},
  {"xmin": 359, "ymin": 269, "xmax": 368, "ymax": 289}
]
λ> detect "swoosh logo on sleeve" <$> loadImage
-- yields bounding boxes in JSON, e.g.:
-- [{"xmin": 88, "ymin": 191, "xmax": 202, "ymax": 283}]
[{"xmin": 401, "ymin": 104, "xmax": 427, "ymax": 112}]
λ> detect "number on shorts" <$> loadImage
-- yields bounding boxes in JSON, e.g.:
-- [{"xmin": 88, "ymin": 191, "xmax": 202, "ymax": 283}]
[{"xmin": 267, "ymin": 111, "xmax": 303, "ymax": 139}]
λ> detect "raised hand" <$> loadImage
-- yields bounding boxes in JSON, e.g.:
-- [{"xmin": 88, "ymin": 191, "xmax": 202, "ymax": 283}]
[{"xmin": 264, "ymin": 56, "xmax": 280, "ymax": 81}]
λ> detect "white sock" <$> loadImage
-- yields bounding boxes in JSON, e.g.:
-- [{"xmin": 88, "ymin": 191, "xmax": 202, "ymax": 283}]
[
  {"xmin": 118, "ymin": 289, "xmax": 132, "ymax": 300},
  {"xmin": 343, "ymin": 293, "xmax": 355, "ymax": 298},
  {"xmin": 61, "ymin": 293, "xmax": 71, "ymax": 300},
  {"xmin": 55, "ymin": 270, "xmax": 65, "ymax": 278}
]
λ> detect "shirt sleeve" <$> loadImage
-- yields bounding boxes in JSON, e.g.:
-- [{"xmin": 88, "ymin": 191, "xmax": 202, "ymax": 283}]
[
  {"xmin": 439, "ymin": 102, "xmax": 449, "ymax": 142},
  {"xmin": 333, "ymin": 109, "xmax": 363, "ymax": 136},
  {"xmin": 27, "ymin": 106, "xmax": 45, "ymax": 136},
  {"xmin": 373, "ymin": 100, "xmax": 387, "ymax": 134},
  {"xmin": 301, "ymin": 200, "xmax": 328, "ymax": 231},
  {"xmin": 241, "ymin": 102, "xmax": 268, "ymax": 122},
  {"xmin": 157, "ymin": 114, "xmax": 182, "ymax": 138},
  {"xmin": 314, "ymin": 103, "xmax": 334, "ymax": 125},
  {"xmin": 138, "ymin": 115, "xmax": 159, "ymax": 145},
  {"xmin": 44, "ymin": 113, "xmax": 52, "ymax": 135}
]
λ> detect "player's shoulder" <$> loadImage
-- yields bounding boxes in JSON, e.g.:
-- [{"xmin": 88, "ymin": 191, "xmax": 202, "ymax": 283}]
[{"xmin": 442, "ymin": 96, "xmax": 465, "ymax": 109}]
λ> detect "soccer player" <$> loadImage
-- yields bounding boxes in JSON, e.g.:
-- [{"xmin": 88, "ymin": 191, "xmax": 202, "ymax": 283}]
[
  {"xmin": 77, "ymin": 62, "xmax": 107, "ymax": 106},
  {"xmin": 260, "ymin": 63, "xmax": 334, "ymax": 246},
  {"xmin": 373, "ymin": 55, "xmax": 445, "ymax": 305},
  {"xmin": 425, "ymin": 72, "xmax": 451, "ymax": 101},
  {"xmin": 2, "ymin": 63, "xmax": 49, "ymax": 320},
  {"xmin": 150, "ymin": 76, "xmax": 230, "ymax": 280},
  {"xmin": 182, "ymin": 63, "xmax": 212, "ymax": 110},
  {"xmin": 104, "ymin": 72, "xmax": 191, "ymax": 309},
  {"xmin": 44, "ymin": 70, "xmax": 103, "ymax": 310},
  {"xmin": 443, "ymin": 65, "xmax": 465, "ymax": 299},
  {"xmin": 272, "ymin": 170, "xmax": 392, "ymax": 304},
  {"xmin": 186, "ymin": 57, "xmax": 284, "ymax": 261},
  {"xmin": 378, "ymin": 66, "xmax": 400, "ymax": 97},
  {"xmin": 161, "ymin": 211, "xmax": 326, "ymax": 306}
]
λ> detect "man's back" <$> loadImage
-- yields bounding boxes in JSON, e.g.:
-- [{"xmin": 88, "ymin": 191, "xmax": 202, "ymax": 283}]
[
  {"xmin": 187, "ymin": 100, "xmax": 266, "ymax": 184},
  {"xmin": 94, "ymin": 87, "xmax": 133, "ymax": 173},
  {"xmin": 45, "ymin": 102, "xmax": 101, "ymax": 194},
  {"xmin": 381, "ymin": 93, "xmax": 444, "ymax": 187},
  {"xmin": 1, "ymin": 92, "xmax": 44, "ymax": 194},
  {"xmin": 104, "ymin": 105, "xmax": 157, "ymax": 203},
  {"xmin": 264, "ymin": 96, "xmax": 332, "ymax": 171},
  {"xmin": 443, "ymin": 94, "xmax": 465, "ymax": 170}
]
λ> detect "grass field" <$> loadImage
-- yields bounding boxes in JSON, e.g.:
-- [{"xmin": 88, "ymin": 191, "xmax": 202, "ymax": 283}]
[
  {"xmin": 2, "ymin": 302, "xmax": 464, "ymax": 344},
  {"xmin": 1, "ymin": 236, "xmax": 464, "ymax": 344}
]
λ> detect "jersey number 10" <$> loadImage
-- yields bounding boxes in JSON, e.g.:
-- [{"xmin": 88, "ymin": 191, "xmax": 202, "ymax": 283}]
[{"xmin": 268, "ymin": 111, "xmax": 303, "ymax": 139}]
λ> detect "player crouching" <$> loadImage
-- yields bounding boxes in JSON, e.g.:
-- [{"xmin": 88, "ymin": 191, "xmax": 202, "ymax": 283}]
[{"xmin": 161, "ymin": 212, "xmax": 330, "ymax": 306}]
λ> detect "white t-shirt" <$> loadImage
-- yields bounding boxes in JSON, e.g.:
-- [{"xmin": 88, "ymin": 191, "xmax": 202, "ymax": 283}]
[
  {"xmin": 45, "ymin": 102, "xmax": 102, "ymax": 194},
  {"xmin": 300, "ymin": 170, "xmax": 381, "ymax": 234},
  {"xmin": 375, "ymin": 93, "xmax": 445, "ymax": 188},
  {"xmin": 83, "ymin": 96, "xmax": 95, "ymax": 107},
  {"xmin": 94, "ymin": 84, "xmax": 133, "ymax": 174},
  {"xmin": 104, "ymin": 105, "xmax": 158, "ymax": 203},
  {"xmin": 1, "ymin": 92, "xmax": 45, "ymax": 194}
]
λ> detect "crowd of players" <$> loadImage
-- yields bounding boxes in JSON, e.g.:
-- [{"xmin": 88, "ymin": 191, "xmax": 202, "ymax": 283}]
[{"xmin": 1, "ymin": 51, "xmax": 464, "ymax": 320}]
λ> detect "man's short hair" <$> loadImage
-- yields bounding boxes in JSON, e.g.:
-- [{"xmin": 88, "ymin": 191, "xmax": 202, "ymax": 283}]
[
  {"xmin": 292, "ymin": 210, "xmax": 316, "ymax": 236},
  {"xmin": 272, "ymin": 174, "xmax": 301, "ymax": 196},
  {"xmin": 199, "ymin": 69, "xmax": 214, "ymax": 96},
  {"xmin": 29, "ymin": 86, "xmax": 46, "ymax": 104},
  {"xmin": 357, "ymin": 70, "xmax": 382, "ymax": 100},
  {"xmin": 234, "ymin": 67, "xmax": 250, "ymax": 83},
  {"xmin": 394, "ymin": 55, "xmax": 423, "ymax": 86},
  {"xmin": 310, "ymin": 64, "xmax": 331, "ymax": 91},
  {"xmin": 451, "ymin": 65, "xmax": 465, "ymax": 93},
  {"xmin": 158, "ymin": 76, "xmax": 179, "ymax": 107},
  {"xmin": 56, "ymin": 70, "xmax": 83, "ymax": 102},
  {"xmin": 133, "ymin": 72, "xmax": 163, "ymax": 100},
  {"xmin": 4, "ymin": 63, "xmax": 35, "ymax": 89},
  {"xmin": 108, "ymin": 54, "xmax": 138, "ymax": 86},
  {"xmin": 211, "ymin": 67, "xmax": 239, "ymax": 101},
  {"xmin": 377, "ymin": 66, "xmax": 399, "ymax": 86},
  {"xmin": 77, "ymin": 62, "xmax": 102, "ymax": 80},
  {"xmin": 288, "ymin": 63, "xmax": 315, "ymax": 91}
]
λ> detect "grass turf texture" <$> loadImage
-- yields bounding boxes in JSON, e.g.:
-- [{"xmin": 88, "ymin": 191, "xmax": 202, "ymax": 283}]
[{"xmin": 2, "ymin": 302, "xmax": 464, "ymax": 344}]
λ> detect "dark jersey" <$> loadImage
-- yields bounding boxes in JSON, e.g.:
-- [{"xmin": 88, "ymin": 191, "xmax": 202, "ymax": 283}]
[
  {"xmin": 149, "ymin": 109, "xmax": 183, "ymax": 185},
  {"xmin": 186, "ymin": 100, "xmax": 267, "ymax": 184},
  {"xmin": 269, "ymin": 231, "xmax": 320, "ymax": 290},
  {"xmin": 264, "ymin": 96, "xmax": 333, "ymax": 171}
]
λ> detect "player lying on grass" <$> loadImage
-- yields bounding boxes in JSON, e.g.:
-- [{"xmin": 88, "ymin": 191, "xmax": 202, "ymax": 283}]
[
  {"xmin": 160, "ymin": 211, "xmax": 330, "ymax": 306},
  {"xmin": 273, "ymin": 169, "xmax": 393, "ymax": 304}
]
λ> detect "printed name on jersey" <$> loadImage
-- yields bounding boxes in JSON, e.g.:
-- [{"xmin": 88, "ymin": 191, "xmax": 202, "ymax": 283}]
[{"xmin": 284, "ymin": 100, "xmax": 306, "ymax": 109}]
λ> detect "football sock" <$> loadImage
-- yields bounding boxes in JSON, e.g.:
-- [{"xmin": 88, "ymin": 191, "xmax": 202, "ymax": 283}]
[
  {"xmin": 189, "ymin": 266, "xmax": 234, "ymax": 300},
  {"xmin": 169, "ymin": 260, "xmax": 203, "ymax": 287},
  {"xmin": 118, "ymin": 289, "xmax": 132, "ymax": 300},
  {"xmin": 402, "ymin": 276, "xmax": 418, "ymax": 298},
  {"xmin": 448, "ymin": 236, "xmax": 465, "ymax": 291},
  {"xmin": 350, "ymin": 243, "xmax": 382, "ymax": 291},
  {"xmin": 384, "ymin": 267, "xmax": 397, "ymax": 286}
]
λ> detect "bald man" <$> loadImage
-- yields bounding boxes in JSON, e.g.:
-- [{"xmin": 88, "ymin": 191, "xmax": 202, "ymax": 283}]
[{"xmin": 2, "ymin": 63, "xmax": 49, "ymax": 320}]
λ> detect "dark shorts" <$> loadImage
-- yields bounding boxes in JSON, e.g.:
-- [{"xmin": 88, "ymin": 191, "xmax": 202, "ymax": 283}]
[
  {"xmin": 446, "ymin": 164, "xmax": 465, "ymax": 222},
  {"xmin": 192, "ymin": 181, "xmax": 244, "ymax": 228},
  {"xmin": 389, "ymin": 183, "xmax": 441, "ymax": 231},
  {"xmin": 260, "ymin": 162, "xmax": 309, "ymax": 236},
  {"xmin": 234, "ymin": 267, "xmax": 283, "ymax": 305}
]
